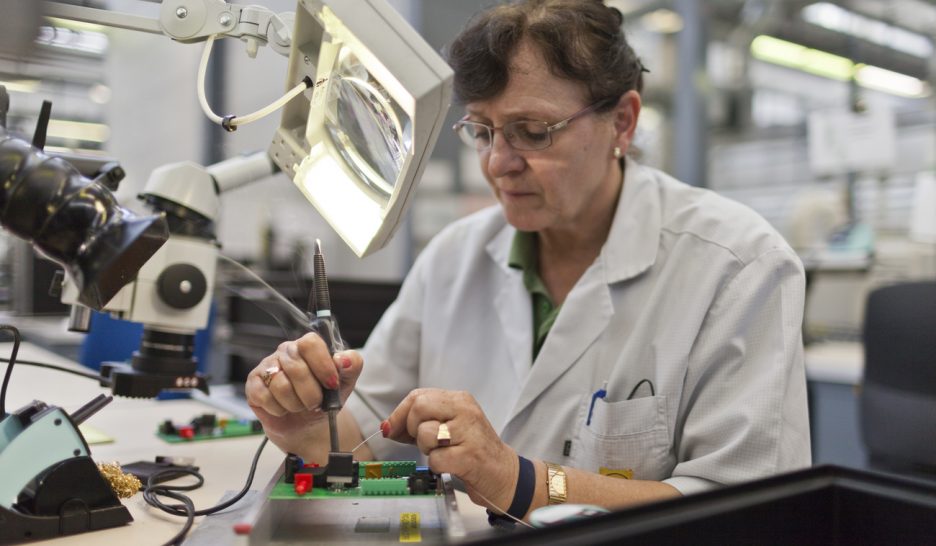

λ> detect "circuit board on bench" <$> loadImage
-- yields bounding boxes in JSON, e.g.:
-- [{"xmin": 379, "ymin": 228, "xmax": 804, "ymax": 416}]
[
  {"xmin": 156, "ymin": 413, "xmax": 264, "ymax": 443},
  {"xmin": 270, "ymin": 460, "xmax": 439, "ymax": 499}
]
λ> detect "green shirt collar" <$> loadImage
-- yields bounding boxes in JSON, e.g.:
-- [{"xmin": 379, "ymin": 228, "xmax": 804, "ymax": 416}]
[
  {"xmin": 508, "ymin": 230, "xmax": 560, "ymax": 361},
  {"xmin": 508, "ymin": 229, "xmax": 535, "ymax": 270},
  {"xmin": 508, "ymin": 230, "xmax": 549, "ymax": 297}
]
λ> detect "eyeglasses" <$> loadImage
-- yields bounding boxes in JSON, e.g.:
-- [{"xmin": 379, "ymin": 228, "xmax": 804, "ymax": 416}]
[{"xmin": 453, "ymin": 100, "xmax": 609, "ymax": 152}]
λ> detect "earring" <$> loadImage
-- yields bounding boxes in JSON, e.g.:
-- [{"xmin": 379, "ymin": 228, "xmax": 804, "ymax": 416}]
[{"xmin": 613, "ymin": 146, "xmax": 622, "ymax": 159}]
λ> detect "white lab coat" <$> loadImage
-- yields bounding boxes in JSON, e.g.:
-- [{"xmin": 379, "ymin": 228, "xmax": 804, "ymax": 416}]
[{"xmin": 346, "ymin": 158, "xmax": 811, "ymax": 495}]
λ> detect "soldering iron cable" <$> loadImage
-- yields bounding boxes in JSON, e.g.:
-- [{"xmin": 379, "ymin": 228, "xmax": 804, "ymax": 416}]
[
  {"xmin": 0, "ymin": 356, "xmax": 109, "ymax": 383},
  {"xmin": 144, "ymin": 436, "xmax": 270, "ymax": 546},
  {"xmin": 0, "ymin": 324, "xmax": 21, "ymax": 417}
]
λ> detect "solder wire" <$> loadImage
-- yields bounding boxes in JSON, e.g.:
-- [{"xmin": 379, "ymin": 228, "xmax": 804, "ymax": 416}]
[
  {"xmin": 476, "ymin": 489, "xmax": 535, "ymax": 529},
  {"xmin": 352, "ymin": 428, "xmax": 383, "ymax": 453}
]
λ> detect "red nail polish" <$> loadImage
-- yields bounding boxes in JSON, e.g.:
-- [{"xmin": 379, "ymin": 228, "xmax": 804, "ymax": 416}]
[
  {"xmin": 380, "ymin": 420, "xmax": 390, "ymax": 438},
  {"xmin": 327, "ymin": 376, "xmax": 339, "ymax": 389},
  {"xmin": 341, "ymin": 356, "xmax": 352, "ymax": 369}
]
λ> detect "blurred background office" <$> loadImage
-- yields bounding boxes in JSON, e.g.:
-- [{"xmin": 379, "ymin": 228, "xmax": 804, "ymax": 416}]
[{"xmin": 1, "ymin": 0, "xmax": 934, "ymax": 477}]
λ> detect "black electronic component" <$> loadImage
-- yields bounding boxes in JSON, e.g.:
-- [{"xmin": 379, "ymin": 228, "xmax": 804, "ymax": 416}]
[
  {"xmin": 191, "ymin": 413, "xmax": 216, "ymax": 435},
  {"xmin": 325, "ymin": 452, "xmax": 358, "ymax": 488},
  {"xmin": 284, "ymin": 454, "xmax": 304, "ymax": 484},
  {"xmin": 408, "ymin": 466, "xmax": 439, "ymax": 495}
]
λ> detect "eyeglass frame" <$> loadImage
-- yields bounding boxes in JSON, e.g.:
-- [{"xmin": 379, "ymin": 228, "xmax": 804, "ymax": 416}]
[{"xmin": 452, "ymin": 98, "xmax": 614, "ymax": 152}]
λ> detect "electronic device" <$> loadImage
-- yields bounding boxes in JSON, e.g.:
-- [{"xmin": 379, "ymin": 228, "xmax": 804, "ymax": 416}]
[{"xmin": 223, "ymin": 458, "xmax": 466, "ymax": 544}]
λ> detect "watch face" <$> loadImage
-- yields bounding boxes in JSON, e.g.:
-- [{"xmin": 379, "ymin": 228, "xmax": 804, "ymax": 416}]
[{"xmin": 553, "ymin": 480, "xmax": 567, "ymax": 496}]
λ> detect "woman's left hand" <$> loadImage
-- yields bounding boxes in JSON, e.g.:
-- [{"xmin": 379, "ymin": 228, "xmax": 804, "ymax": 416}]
[{"xmin": 383, "ymin": 388, "xmax": 520, "ymax": 510}]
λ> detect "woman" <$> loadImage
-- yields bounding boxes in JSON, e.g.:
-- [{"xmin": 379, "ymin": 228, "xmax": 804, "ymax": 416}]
[{"xmin": 245, "ymin": 0, "xmax": 810, "ymax": 522}]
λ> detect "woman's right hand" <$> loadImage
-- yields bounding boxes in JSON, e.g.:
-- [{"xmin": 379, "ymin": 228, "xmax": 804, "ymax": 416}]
[{"xmin": 245, "ymin": 331, "xmax": 363, "ymax": 456}]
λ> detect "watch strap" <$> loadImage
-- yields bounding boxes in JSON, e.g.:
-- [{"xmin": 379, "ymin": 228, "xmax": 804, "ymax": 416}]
[{"xmin": 486, "ymin": 455, "xmax": 535, "ymax": 526}]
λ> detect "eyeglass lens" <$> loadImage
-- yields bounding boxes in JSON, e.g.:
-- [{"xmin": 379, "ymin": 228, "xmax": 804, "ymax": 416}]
[{"xmin": 457, "ymin": 120, "xmax": 552, "ymax": 151}]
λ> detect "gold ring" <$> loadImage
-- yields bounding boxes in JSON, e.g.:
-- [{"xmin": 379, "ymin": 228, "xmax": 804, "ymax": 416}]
[
  {"xmin": 437, "ymin": 422, "xmax": 451, "ymax": 447},
  {"xmin": 261, "ymin": 365, "xmax": 281, "ymax": 387}
]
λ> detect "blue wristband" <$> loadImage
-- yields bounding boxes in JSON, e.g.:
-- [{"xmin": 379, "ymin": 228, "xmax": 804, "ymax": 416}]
[{"xmin": 487, "ymin": 455, "xmax": 535, "ymax": 526}]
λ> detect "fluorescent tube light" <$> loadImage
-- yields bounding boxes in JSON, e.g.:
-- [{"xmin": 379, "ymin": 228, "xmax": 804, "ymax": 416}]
[
  {"xmin": 801, "ymin": 2, "xmax": 933, "ymax": 59},
  {"xmin": 751, "ymin": 35, "xmax": 930, "ymax": 98}
]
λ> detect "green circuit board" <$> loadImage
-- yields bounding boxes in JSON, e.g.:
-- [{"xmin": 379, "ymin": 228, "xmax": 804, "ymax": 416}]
[
  {"xmin": 269, "ymin": 461, "xmax": 437, "ymax": 499},
  {"xmin": 157, "ymin": 414, "xmax": 264, "ymax": 443}
]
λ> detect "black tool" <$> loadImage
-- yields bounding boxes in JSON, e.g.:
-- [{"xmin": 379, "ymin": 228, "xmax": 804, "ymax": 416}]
[
  {"xmin": 311, "ymin": 239, "xmax": 342, "ymax": 453},
  {"xmin": 69, "ymin": 393, "xmax": 113, "ymax": 426}
]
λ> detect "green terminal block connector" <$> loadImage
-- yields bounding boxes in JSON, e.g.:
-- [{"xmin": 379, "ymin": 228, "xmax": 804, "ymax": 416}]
[
  {"xmin": 360, "ymin": 478, "xmax": 410, "ymax": 496},
  {"xmin": 359, "ymin": 460, "xmax": 417, "ymax": 479}
]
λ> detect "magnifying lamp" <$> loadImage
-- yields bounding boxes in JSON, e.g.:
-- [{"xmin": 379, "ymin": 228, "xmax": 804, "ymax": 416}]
[{"xmin": 269, "ymin": 0, "xmax": 453, "ymax": 257}]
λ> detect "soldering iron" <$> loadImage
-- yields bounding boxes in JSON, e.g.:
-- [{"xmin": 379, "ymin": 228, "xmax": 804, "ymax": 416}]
[
  {"xmin": 309, "ymin": 239, "xmax": 356, "ymax": 489},
  {"xmin": 311, "ymin": 239, "xmax": 342, "ymax": 452}
]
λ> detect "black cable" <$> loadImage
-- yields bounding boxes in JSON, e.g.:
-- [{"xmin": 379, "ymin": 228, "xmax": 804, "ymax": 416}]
[
  {"xmin": 0, "ymin": 324, "xmax": 22, "ymax": 417},
  {"xmin": 144, "ymin": 436, "xmax": 269, "ymax": 546},
  {"xmin": 0, "ymin": 357, "xmax": 108, "ymax": 384},
  {"xmin": 627, "ymin": 378, "xmax": 655, "ymax": 400}
]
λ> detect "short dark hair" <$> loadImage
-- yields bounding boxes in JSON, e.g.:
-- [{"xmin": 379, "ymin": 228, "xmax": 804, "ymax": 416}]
[{"xmin": 446, "ymin": 0, "xmax": 644, "ymax": 108}]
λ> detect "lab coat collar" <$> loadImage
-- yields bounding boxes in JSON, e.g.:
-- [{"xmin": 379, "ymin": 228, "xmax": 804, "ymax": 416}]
[
  {"xmin": 600, "ymin": 156, "xmax": 661, "ymax": 284},
  {"xmin": 486, "ymin": 158, "xmax": 663, "ymax": 428},
  {"xmin": 487, "ymin": 227, "xmax": 535, "ymax": 384}
]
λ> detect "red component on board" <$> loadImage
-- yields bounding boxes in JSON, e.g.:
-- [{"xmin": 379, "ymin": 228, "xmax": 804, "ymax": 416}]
[{"xmin": 294, "ymin": 473, "xmax": 312, "ymax": 495}]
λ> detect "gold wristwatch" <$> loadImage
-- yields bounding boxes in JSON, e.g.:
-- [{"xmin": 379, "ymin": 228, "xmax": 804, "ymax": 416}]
[{"xmin": 544, "ymin": 462, "xmax": 567, "ymax": 505}]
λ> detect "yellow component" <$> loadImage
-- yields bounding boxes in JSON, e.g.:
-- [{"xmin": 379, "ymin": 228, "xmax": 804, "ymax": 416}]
[
  {"xmin": 365, "ymin": 462, "xmax": 383, "ymax": 479},
  {"xmin": 399, "ymin": 512, "xmax": 421, "ymax": 543},
  {"xmin": 599, "ymin": 467, "xmax": 634, "ymax": 480}
]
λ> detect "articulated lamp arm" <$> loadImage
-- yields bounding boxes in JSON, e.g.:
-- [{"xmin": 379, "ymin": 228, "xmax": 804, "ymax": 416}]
[{"xmin": 41, "ymin": 0, "xmax": 293, "ymax": 57}]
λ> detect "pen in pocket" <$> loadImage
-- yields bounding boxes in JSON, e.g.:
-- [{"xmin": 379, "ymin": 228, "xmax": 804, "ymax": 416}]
[{"xmin": 586, "ymin": 381, "xmax": 607, "ymax": 426}]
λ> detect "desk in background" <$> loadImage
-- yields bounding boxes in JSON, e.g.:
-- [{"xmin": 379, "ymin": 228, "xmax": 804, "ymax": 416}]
[{"xmin": 804, "ymin": 341, "xmax": 866, "ymax": 469}]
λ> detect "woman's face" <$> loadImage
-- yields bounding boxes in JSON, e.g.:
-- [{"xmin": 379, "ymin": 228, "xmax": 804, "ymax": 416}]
[{"xmin": 465, "ymin": 42, "xmax": 632, "ymax": 235}]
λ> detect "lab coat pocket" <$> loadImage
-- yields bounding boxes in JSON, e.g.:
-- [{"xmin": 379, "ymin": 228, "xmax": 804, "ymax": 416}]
[{"xmin": 570, "ymin": 394, "xmax": 670, "ymax": 481}]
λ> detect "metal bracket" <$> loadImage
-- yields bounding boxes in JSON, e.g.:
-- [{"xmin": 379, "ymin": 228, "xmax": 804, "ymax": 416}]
[{"xmin": 41, "ymin": 0, "xmax": 292, "ymax": 57}]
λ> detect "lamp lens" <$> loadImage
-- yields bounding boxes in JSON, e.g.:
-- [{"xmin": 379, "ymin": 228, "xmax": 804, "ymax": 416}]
[{"xmin": 324, "ymin": 51, "xmax": 412, "ymax": 201}]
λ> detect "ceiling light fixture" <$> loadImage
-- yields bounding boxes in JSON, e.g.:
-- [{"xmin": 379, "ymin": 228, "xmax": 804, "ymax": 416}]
[
  {"xmin": 801, "ymin": 2, "xmax": 933, "ymax": 59},
  {"xmin": 751, "ymin": 35, "xmax": 931, "ymax": 98}
]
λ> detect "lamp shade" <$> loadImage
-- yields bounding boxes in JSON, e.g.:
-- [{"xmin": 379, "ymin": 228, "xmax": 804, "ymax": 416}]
[{"xmin": 269, "ymin": 0, "xmax": 453, "ymax": 257}]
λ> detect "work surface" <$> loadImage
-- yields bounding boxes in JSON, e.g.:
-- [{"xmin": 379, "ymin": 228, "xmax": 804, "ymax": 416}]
[{"xmin": 0, "ymin": 342, "xmax": 490, "ymax": 545}]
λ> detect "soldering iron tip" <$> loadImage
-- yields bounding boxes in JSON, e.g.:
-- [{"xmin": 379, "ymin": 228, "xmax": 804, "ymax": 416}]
[{"xmin": 314, "ymin": 238, "xmax": 322, "ymax": 255}]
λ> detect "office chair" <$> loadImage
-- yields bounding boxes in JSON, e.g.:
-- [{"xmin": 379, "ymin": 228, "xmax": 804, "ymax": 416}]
[{"xmin": 859, "ymin": 281, "xmax": 936, "ymax": 479}]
